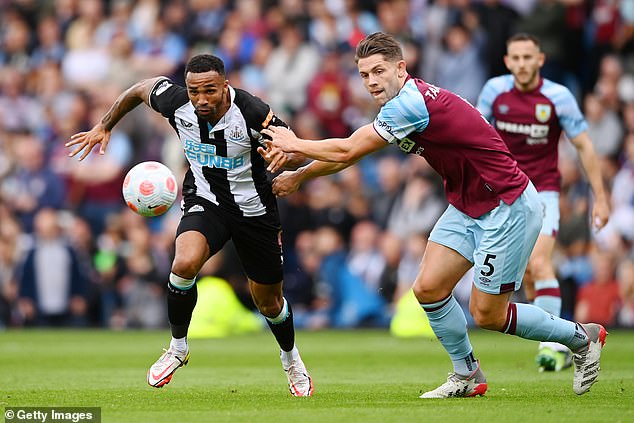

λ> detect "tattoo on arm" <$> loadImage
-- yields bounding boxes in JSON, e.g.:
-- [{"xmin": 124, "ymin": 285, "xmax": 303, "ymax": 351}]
[{"xmin": 101, "ymin": 78, "xmax": 159, "ymax": 131}]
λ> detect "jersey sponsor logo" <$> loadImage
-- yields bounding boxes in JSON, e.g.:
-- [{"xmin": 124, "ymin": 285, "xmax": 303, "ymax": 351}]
[
  {"xmin": 526, "ymin": 137, "xmax": 548, "ymax": 145},
  {"xmin": 183, "ymin": 139, "xmax": 247, "ymax": 169},
  {"xmin": 155, "ymin": 80, "xmax": 172, "ymax": 96},
  {"xmin": 495, "ymin": 120, "xmax": 549, "ymax": 139},
  {"xmin": 185, "ymin": 150, "xmax": 246, "ymax": 169},
  {"xmin": 179, "ymin": 118, "xmax": 193, "ymax": 128},
  {"xmin": 397, "ymin": 137, "xmax": 415, "ymax": 153},
  {"xmin": 184, "ymin": 139, "xmax": 216, "ymax": 154},
  {"xmin": 375, "ymin": 118, "xmax": 393, "ymax": 134},
  {"xmin": 535, "ymin": 104, "xmax": 552, "ymax": 123}
]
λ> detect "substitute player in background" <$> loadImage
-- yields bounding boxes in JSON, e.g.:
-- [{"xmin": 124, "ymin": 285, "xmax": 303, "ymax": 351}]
[
  {"xmin": 264, "ymin": 32, "xmax": 607, "ymax": 398},
  {"xmin": 477, "ymin": 33, "xmax": 610, "ymax": 372},
  {"xmin": 66, "ymin": 54, "xmax": 313, "ymax": 396}
]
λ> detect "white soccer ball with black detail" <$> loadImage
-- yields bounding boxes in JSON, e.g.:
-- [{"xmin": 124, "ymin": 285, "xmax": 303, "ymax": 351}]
[{"xmin": 122, "ymin": 161, "xmax": 178, "ymax": 217}]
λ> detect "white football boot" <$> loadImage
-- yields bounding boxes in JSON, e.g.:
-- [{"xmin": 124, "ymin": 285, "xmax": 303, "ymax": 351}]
[
  {"xmin": 147, "ymin": 347, "xmax": 190, "ymax": 388},
  {"xmin": 420, "ymin": 363, "xmax": 487, "ymax": 399},
  {"xmin": 283, "ymin": 353, "xmax": 314, "ymax": 397},
  {"xmin": 572, "ymin": 323, "xmax": 607, "ymax": 395}
]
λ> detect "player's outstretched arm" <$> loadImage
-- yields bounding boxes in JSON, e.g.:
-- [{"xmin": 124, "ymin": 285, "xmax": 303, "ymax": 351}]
[
  {"xmin": 257, "ymin": 141, "xmax": 307, "ymax": 173},
  {"xmin": 272, "ymin": 161, "xmax": 351, "ymax": 197},
  {"xmin": 65, "ymin": 77, "xmax": 163, "ymax": 161},
  {"xmin": 570, "ymin": 131, "xmax": 611, "ymax": 230},
  {"xmin": 262, "ymin": 124, "xmax": 386, "ymax": 164}
]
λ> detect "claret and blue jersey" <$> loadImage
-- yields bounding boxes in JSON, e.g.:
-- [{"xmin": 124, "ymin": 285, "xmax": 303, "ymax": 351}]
[
  {"xmin": 373, "ymin": 77, "xmax": 529, "ymax": 219},
  {"xmin": 477, "ymin": 75, "xmax": 588, "ymax": 192}
]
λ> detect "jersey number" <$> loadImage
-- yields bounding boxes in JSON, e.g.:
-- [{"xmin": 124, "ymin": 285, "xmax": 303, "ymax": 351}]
[{"xmin": 480, "ymin": 254, "xmax": 497, "ymax": 277}]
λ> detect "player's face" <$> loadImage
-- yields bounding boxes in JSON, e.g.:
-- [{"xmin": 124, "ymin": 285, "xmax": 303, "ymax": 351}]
[
  {"xmin": 186, "ymin": 70, "xmax": 229, "ymax": 120},
  {"xmin": 357, "ymin": 54, "xmax": 406, "ymax": 106},
  {"xmin": 504, "ymin": 40, "xmax": 545, "ymax": 91}
]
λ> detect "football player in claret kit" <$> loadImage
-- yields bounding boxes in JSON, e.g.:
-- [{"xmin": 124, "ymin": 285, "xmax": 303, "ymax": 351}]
[
  {"xmin": 66, "ymin": 54, "xmax": 313, "ymax": 396},
  {"xmin": 264, "ymin": 32, "xmax": 607, "ymax": 398},
  {"xmin": 477, "ymin": 33, "xmax": 610, "ymax": 372}
]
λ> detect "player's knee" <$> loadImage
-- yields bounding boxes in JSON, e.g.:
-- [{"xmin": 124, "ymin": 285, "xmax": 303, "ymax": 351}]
[
  {"xmin": 255, "ymin": 297, "xmax": 283, "ymax": 318},
  {"xmin": 171, "ymin": 256, "xmax": 200, "ymax": 280},
  {"xmin": 470, "ymin": 305, "xmax": 506, "ymax": 331},
  {"xmin": 412, "ymin": 280, "xmax": 451, "ymax": 304},
  {"xmin": 528, "ymin": 254, "xmax": 550, "ymax": 276}
]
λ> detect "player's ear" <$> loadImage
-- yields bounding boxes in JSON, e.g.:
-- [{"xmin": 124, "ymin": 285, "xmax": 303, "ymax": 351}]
[
  {"xmin": 538, "ymin": 52, "xmax": 545, "ymax": 67},
  {"xmin": 397, "ymin": 60, "xmax": 407, "ymax": 78},
  {"xmin": 503, "ymin": 54, "xmax": 510, "ymax": 70}
]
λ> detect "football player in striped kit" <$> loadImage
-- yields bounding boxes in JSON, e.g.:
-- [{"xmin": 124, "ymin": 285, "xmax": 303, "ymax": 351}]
[{"xmin": 67, "ymin": 54, "xmax": 313, "ymax": 396}]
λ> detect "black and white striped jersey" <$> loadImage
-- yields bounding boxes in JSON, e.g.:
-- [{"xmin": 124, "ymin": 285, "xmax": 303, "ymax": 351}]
[{"xmin": 148, "ymin": 78, "xmax": 288, "ymax": 217}]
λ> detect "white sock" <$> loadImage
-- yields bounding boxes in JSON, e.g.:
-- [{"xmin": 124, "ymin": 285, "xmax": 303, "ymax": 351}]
[
  {"xmin": 170, "ymin": 336, "xmax": 188, "ymax": 352},
  {"xmin": 280, "ymin": 345, "xmax": 299, "ymax": 368}
]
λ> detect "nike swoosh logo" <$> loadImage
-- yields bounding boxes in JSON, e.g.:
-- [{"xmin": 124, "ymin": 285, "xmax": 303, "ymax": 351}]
[{"xmin": 150, "ymin": 365, "xmax": 173, "ymax": 381}]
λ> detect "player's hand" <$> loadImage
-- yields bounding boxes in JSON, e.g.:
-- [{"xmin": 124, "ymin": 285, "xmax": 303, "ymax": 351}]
[
  {"xmin": 272, "ymin": 171, "xmax": 302, "ymax": 197},
  {"xmin": 257, "ymin": 141, "xmax": 288, "ymax": 173},
  {"xmin": 261, "ymin": 126, "xmax": 298, "ymax": 154},
  {"xmin": 65, "ymin": 123, "xmax": 111, "ymax": 161},
  {"xmin": 591, "ymin": 198, "xmax": 610, "ymax": 231}
]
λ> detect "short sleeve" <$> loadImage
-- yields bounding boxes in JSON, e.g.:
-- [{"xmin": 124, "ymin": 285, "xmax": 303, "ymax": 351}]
[
  {"xmin": 373, "ymin": 80, "xmax": 429, "ymax": 144},
  {"xmin": 541, "ymin": 81, "xmax": 588, "ymax": 139},
  {"xmin": 148, "ymin": 78, "xmax": 189, "ymax": 119},
  {"xmin": 476, "ymin": 75, "xmax": 514, "ymax": 122}
]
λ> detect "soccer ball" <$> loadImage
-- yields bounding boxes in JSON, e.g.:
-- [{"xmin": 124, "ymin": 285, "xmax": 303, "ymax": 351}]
[{"xmin": 122, "ymin": 161, "xmax": 178, "ymax": 217}]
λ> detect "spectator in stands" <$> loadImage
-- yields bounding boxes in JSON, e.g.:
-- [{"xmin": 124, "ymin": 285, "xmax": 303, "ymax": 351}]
[
  {"xmin": 0, "ymin": 131, "xmax": 65, "ymax": 233},
  {"xmin": 617, "ymin": 259, "xmax": 634, "ymax": 327},
  {"xmin": 118, "ymin": 222, "xmax": 168, "ymax": 328},
  {"xmin": 0, "ymin": 206, "xmax": 22, "ymax": 328},
  {"xmin": 347, "ymin": 220, "xmax": 385, "ymax": 292},
  {"xmin": 264, "ymin": 20, "xmax": 320, "ymax": 119},
  {"xmin": 306, "ymin": 49, "xmax": 351, "ymax": 138},
  {"xmin": 434, "ymin": 22, "xmax": 486, "ymax": 105},
  {"xmin": 0, "ymin": 67, "xmax": 46, "ymax": 134},
  {"xmin": 575, "ymin": 250, "xmax": 622, "ymax": 327},
  {"xmin": 584, "ymin": 92, "xmax": 623, "ymax": 159},
  {"xmin": 16, "ymin": 208, "xmax": 88, "ymax": 327}
]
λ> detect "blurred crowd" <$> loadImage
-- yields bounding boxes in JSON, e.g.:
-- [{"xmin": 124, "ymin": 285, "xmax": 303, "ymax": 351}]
[{"xmin": 0, "ymin": 0, "xmax": 633, "ymax": 331}]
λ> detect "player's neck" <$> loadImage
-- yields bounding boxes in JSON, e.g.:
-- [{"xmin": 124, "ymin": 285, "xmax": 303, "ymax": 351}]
[
  {"xmin": 515, "ymin": 75, "xmax": 541, "ymax": 93},
  {"xmin": 206, "ymin": 97, "xmax": 231, "ymax": 125},
  {"xmin": 207, "ymin": 109, "xmax": 229, "ymax": 125}
]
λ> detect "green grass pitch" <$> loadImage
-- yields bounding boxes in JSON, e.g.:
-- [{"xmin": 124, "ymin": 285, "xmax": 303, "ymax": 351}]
[{"xmin": 1, "ymin": 329, "xmax": 633, "ymax": 423}]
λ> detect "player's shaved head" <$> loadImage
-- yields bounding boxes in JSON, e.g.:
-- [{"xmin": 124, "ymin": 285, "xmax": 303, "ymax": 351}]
[{"xmin": 185, "ymin": 54, "xmax": 225, "ymax": 79}]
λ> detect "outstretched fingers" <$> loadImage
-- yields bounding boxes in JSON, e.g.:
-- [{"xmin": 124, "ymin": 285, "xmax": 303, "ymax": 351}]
[{"xmin": 65, "ymin": 132, "xmax": 109, "ymax": 161}]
